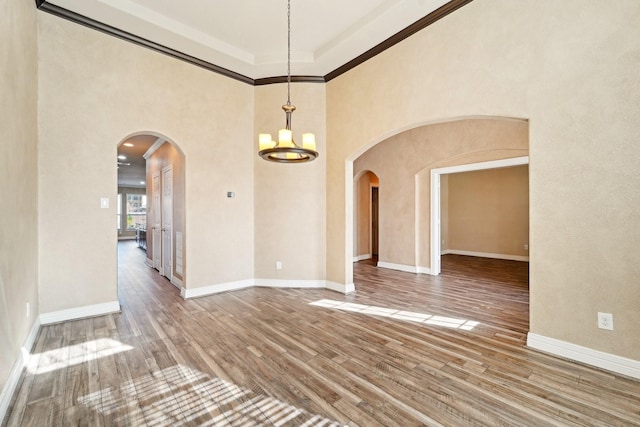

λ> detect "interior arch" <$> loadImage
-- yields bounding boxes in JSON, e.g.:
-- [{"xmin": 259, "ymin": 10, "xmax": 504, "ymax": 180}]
[{"xmin": 347, "ymin": 116, "xmax": 529, "ymax": 288}]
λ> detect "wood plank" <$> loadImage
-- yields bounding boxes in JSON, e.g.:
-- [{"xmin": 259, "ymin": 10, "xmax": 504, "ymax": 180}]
[{"xmin": 4, "ymin": 243, "xmax": 640, "ymax": 426}]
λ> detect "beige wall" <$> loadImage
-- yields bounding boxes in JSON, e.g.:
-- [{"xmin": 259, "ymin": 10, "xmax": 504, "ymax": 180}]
[
  {"xmin": 145, "ymin": 142, "xmax": 185, "ymax": 281},
  {"xmin": 328, "ymin": 0, "xmax": 640, "ymax": 359},
  {"xmin": 253, "ymin": 83, "xmax": 327, "ymax": 280},
  {"xmin": 37, "ymin": 11, "xmax": 255, "ymax": 312},
  {"xmin": 446, "ymin": 165, "xmax": 529, "ymax": 257},
  {"xmin": 0, "ymin": 0, "xmax": 39, "ymax": 398},
  {"xmin": 353, "ymin": 118, "xmax": 528, "ymax": 269}
]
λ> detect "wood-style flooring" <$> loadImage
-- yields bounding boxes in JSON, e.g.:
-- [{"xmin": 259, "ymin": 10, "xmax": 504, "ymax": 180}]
[{"xmin": 4, "ymin": 242, "xmax": 640, "ymax": 426}]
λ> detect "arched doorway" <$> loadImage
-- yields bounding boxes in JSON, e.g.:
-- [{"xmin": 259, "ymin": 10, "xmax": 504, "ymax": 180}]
[
  {"xmin": 347, "ymin": 116, "xmax": 529, "ymax": 284},
  {"xmin": 353, "ymin": 170, "xmax": 380, "ymax": 264},
  {"xmin": 117, "ymin": 132, "xmax": 186, "ymax": 292}
]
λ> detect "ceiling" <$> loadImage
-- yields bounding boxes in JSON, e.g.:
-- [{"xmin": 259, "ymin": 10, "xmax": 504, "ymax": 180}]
[
  {"xmin": 45, "ymin": 0, "xmax": 468, "ymax": 187},
  {"xmin": 41, "ymin": 0, "xmax": 457, "ymax": 80},
  {"xmin": 117, "ymin": 135, "xmax": 161, "ymax": 188}
]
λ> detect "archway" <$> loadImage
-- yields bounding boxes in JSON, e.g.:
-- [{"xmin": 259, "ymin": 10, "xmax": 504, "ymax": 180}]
[
  {"xmin": 117, "ymin": 132, "xmax": 186, "ymax": 294},
  {"xmin": 353, "ymin": 170, "xmax": 380, "ymax": 264},
  {"xmin": 347, "ymin": 116, "xmax": 529, "ymax": 288}
]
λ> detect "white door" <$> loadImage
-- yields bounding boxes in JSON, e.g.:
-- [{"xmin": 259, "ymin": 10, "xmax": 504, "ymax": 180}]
[
  {"xmin": 161, "ymin": 165, "xmax": 173, "ymax": 281},
  {"xmin": 152, "ymin": 171, "xmax": 162, "ymax": 271}
]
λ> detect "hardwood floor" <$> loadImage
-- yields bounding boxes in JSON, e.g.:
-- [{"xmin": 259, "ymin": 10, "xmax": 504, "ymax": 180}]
[{"xmin": 4, "ymin": 242, "xmax": 640, "ymax": 426}]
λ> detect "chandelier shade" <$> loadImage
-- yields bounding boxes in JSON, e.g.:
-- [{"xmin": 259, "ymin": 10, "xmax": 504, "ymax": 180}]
[{"xmin": 258, "ymin": 0, "xmax": 318, "ymax": 163}]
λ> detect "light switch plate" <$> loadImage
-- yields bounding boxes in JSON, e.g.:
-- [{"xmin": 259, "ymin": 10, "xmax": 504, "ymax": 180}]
[{"xmin": 100, "ymin": 197, "xmax": 109, "ymax": 208}]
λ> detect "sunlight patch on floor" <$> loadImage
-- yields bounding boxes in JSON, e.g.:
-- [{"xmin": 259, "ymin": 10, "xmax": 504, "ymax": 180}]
[
  {"xmin": 309, "ymin": 299, "xmax": 480, "ymax": 330},
  {"xmin": 77, "ymin": 364, "xmax": 344, "ymax": 426},
  {"xmin": 27, "ymin": 338, "xmax": 134, "ymax": 375}
]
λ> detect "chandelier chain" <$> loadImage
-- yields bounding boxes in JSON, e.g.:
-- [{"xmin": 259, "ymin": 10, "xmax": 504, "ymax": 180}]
[{"xmin": 287, "ymin": 0, "xmax": 291, "ymax": 105}]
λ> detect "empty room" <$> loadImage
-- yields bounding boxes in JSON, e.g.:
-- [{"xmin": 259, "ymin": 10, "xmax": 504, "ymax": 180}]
[{"xmin": 2, "ymin": 0, "xmax": 639, "ymax": 425}]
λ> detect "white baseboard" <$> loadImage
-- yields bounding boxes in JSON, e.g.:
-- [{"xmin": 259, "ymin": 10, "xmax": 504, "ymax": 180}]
[
  {"xmin": 417, "ymin": 266, "xmax": 432, "ymax": 274},
  {"xmin": 377, "ymin": 261, "xmax": 418, "ymax": 274},
  {"xmin": 527, "ymin": 333, "xmax": 640, "ymax": 380},
  {"xmin": 181, "ymin": 278, "xmax": 357, "ymax": 299},
  {"xmin": 145, "ymin": 258, "xmax": 153, "ymax": 268},
  {"xmin": 0, "ymin": 318, "xmax": 41, "ymax": 421},
  {"xmin": 255, "ymin": 279, "xmax": 326, "ymax": 289},
  {"xmin": 39, "ymin": 301, "xmax": 121, "ymax": 325},
  {"xmin": 353, "ymin": 254, "xmax": 372, "ymax": 262},
  {"xmin": 376, "ymin": 261, "xmax": 431, "ymax": 275},
  {"xmin": 326, "ymin": 281, "xmax": 356, "ymax": 294},
  {"xmin": 181, "ymin": 279, "xmax": 254, "ymax": 299},
  {"xmin": 442, "ymin": 249, "xmax": 529, "ymax": 262}
]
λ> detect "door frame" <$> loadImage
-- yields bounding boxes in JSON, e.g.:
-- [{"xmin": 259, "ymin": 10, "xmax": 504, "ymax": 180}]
[
  {"xmin": 161, "ymin": 164, "xmax": 173, "ymax": 283},
  {"xmin": 370, "ymin": 184, "xmax": 379, "ymax": 257},
  {"xmin": 152, "ymin": 170, "xmax": 162, "ymax": 271},
  {"xmin": 429, "ymin": 156, "xmax": 529, "ymax": 275}
]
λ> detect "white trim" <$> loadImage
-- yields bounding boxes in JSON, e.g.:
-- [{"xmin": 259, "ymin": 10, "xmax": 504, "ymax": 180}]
[
  {"xmin": 527, "ymin": 333, "xmax": 640, "ymax": 380},
  {"xmin": 181, "ymin": 279, "xmax": 254, "ymax": 299},
  {"xmin": 0, "ymin": 318, "xmax": 40, "ymax": 421},
  {"xmin": 430, "ymin": 156, "xmax": 529, "ymax": 276},
  {"xmin": 326, "ymin": 281, "xmax": 356, "ymax": 294},
  {"xmin": 442, "ymin": 249, "xmax": 529, "ymax": 262},
  {"xmin": 142, "ymin": 137, "xmax": 165, "ymax": 159},
  {"xmin": 145, "ymin": 257, "xmax": 154, "ymax": 268},
  {"xmin": 171, "ymin": 275, "xmax": 183, "ymax": 288},
  {"xmin": 430, "ymin": 170, "xmax": 441, "ymax": 276},
  {"xmin": 377, "ymin": 261, "xmax": 418, "ymax": 274},
  {"xmin": 417, "ymin": 266, "xmax": 432, "ymax": 274},
  {"xmin": 39, "ymin": 301, "xmax": 121, "ymax": 325},
  {"xmin": 181, "ymin": 279, "xmax": 357, "ymax": 299},
  {"xmin": 117, "ymin": 236, "xmax": 136, "ymax": 241},
  {"xmin": 255, "ymin": 279, "xmax": 326, "ymax": 289},
  {"xmin": 353, "ymin": 254, "xmax": 372, "ymax": 262}
]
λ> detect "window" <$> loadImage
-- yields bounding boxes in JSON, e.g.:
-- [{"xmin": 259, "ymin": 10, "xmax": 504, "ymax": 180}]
[
  {"xmin": 126, "ymin": 194, "xmax": 147, "ymax": 230},
  {"xmin": 117, "ymin": 193, "xmax": 122, "ymax": 230}
]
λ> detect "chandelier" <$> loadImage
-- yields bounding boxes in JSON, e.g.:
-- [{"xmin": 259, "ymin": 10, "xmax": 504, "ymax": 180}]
[{"xmin": 258, "ymin": 0, "xmax": 318, "ymax": 163}]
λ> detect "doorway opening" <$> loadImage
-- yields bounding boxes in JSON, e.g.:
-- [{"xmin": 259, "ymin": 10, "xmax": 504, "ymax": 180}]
[
  {"xmin": 117, "ymin": 133, "xmax": 186, "ymax": 295},
  {"xmin": 430, "ymin": 156, "xmax": 529, "ymax": 275},
  {"xmin": 353, "ymin": 170, "xmax": 379, "ymax": 265},
  {"xmin": 117, "ymin": 135, "xmax": 154, "ymax": 245}
]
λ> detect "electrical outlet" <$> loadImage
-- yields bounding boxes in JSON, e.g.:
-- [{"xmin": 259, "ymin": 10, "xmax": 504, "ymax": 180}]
[
  {"xmin": 276, "ymin": 261, "xmax": 282, "ymax": 270},
  {"xmin": 26, "ymin": 302, "xmax": 30, "ymax": 318},
  {"xmin": 597, "ymin": 312, "xmax": 613, "ymax": 330},
  {"xmin": 524, "ymin": 244, "xmax": 528, "ymax": 251}
]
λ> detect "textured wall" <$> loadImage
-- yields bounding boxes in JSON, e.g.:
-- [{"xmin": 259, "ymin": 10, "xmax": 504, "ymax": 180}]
[
  {"xmin": 37, "ymin": 12, "xmax": 255, "ymax": 312},
  {"xmin": 0, "ymin": 0, "xmax": 39, "ymax": 400},
  {"xmin": 253, "ymin": 83, "xmax": 327, "ymax": 280},
  {"xmin": 328, "ymin": 0, "xmax": 640, "ymax": 359}
]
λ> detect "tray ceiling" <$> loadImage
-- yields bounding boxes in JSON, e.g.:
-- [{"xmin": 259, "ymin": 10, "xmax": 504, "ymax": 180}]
[{"xmin": 43, "ymin": 0, "xmax": 454, "ymax": 80}]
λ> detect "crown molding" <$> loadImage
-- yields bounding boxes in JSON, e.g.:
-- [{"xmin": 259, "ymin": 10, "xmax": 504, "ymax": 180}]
[
  {"xmin": 325, "ymin": 0, "xmax": 474, "ymax": 81},
  {"xmin": 35, "ymin": 1, "xmax": 254, "ymax": 85},
  {"xmin": 35, "ymin": 0, "xmax": 474, "ymax": 86}
]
